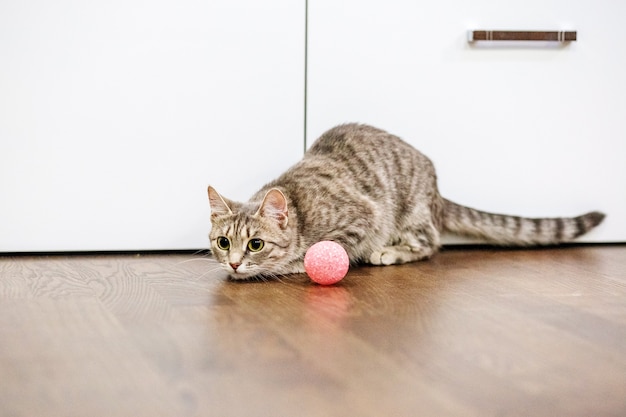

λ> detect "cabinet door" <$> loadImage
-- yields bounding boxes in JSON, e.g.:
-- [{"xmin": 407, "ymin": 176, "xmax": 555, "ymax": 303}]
[
  {"xmin": 308, "ymin": 0, "xmax": 625, "ymax": 242},
  {"xmin": 0, "ymin": 0, "xmax": 304, "ymax": 251}
]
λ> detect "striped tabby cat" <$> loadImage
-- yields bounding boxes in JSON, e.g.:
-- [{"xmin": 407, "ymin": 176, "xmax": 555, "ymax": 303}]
[{"xmin": 208, "ymin": 123, "xmax": 605, "ymax": 279}]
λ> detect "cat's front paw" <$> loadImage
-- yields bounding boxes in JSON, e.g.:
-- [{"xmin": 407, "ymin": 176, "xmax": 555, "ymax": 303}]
[{"xmin": 369, "ymin": 250, "xmax": 397, "ymax": 266}]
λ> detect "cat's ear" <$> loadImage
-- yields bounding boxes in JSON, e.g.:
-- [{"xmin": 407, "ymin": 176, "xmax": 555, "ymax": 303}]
[
  {"xmin": 257, "ymin": 188, "xmax": 289, "ymax": 228},
  {"xmin": 207, "ymin": 186, "xmax": 233, "ymax": 218}
]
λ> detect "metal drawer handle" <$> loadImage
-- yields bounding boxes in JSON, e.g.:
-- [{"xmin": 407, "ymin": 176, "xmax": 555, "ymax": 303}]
[{"xmin": 468, "ymin": 30, "xmax": 577, "ymax": 42}]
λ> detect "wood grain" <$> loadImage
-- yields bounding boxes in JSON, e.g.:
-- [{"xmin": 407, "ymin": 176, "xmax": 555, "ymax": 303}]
[{"xmin": 1, "ymin": 246, "xmax": 625, "ymax": 416}]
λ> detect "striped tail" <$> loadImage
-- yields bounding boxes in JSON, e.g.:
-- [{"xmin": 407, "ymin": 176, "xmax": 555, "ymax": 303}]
[{"xmin": 442, "ymin": 199, "xmax": 605, "ymax": 246}]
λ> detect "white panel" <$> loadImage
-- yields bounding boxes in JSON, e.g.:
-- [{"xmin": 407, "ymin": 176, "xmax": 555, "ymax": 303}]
[
  {"xmin": 0, "ymin": 0, "xmax": 304, "ymax": 251},
  {"xmin": 308, "ymin": 0, "xmax": 625, "ymax": 242}
]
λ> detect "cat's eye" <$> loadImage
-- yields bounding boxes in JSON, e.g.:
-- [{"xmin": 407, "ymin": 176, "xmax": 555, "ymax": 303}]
[
  {"xmin": 216, "ymin": 236, "xmax": 231, "ymax": 251},
  {"xmin": 247, "ymin": 238, "xmax": 265, "ymax": 252}
]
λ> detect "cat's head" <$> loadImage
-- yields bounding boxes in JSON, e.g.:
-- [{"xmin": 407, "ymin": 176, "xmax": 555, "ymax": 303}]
[{"xmin": 207, "ymin": 186, "xmax": 294, "ymax": 280}]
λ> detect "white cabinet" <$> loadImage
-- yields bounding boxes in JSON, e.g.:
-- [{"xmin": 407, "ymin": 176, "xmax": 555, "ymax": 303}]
[
  {"xmin": 0, "ymin": 0, "xmax": 304, "ymax": 251},
  {"xmin": 307, "ymin": 0, "xmax": 625, "ymax": 242},
  {"xmin": 2, "ymin": 1, "xmax": 624, "ymax": 252}
]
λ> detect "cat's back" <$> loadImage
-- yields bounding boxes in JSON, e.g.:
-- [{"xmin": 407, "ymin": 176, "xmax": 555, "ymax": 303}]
[
  {"xmin": 308, "ymin": 123, "xmax": 411, "ymax": 157},
  {"xmin": 306, "ymin": 123, "xmax": 432, "ymax": 174},
  {"xmin": 257, "ymin": 123, "xmax": 435, "ymax": 200}
]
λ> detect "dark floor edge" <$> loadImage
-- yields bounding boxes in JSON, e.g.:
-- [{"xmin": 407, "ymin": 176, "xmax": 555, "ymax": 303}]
[
  {"xmin": 1, "ymin": 242, "xmax": 624, "ymax": 258},
  {"xmin": 0, "ymin": 249, "xmax": 213, "ymax": 258},
  {"xmin": 441, "ymin": 241, "xmax": 625, "ymax": 252}
]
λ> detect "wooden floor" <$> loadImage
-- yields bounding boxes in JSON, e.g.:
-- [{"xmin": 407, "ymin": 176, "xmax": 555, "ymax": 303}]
[{"xmin": 1, "ymin": 246, "xmax": 625, "ymax": 417}]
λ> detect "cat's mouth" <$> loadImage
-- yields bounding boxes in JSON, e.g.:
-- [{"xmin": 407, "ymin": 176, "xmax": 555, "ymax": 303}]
[
  {"xmin": 228, "ymin": 271, "xmax": 264, "ymax": 281},
  {"xmin": 224, "ymin": 263, "xmax": 259, "ymax": 280}
]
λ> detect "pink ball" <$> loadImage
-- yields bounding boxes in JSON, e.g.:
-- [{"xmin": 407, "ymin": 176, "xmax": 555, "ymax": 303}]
[{"xmin": 304, "ymin": 241, "xmax": 350, "ymax": 285}]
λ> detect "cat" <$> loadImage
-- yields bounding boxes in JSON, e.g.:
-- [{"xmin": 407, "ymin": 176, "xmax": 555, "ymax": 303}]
[{"xmin": 207, "ymin": 123, "xmax": 605, "ymax": 280}]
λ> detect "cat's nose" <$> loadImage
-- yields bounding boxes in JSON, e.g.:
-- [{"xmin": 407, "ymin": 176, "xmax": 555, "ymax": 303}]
[{"xmin": 229, "ymin": 263, "xmax": 241, "ymax": 272}]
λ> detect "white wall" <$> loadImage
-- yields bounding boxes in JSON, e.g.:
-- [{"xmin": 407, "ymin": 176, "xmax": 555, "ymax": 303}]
[{"xmin": 0, "ymin": 0, "xmax": 305, "ymax": 251}]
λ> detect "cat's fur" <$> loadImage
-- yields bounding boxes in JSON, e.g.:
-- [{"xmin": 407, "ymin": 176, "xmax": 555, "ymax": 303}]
[{"xmin": 208, "ymin": 123, "xmax": 605, "ymax": 280}]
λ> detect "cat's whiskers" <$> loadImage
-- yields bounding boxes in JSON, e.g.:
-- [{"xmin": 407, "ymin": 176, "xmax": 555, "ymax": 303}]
[
  {"xmin": 258, "ymin": 269, "xmax": 306, "ymax": 288},
  {"xmin": 195, "ymin": 263, "xmax": 231, "ymax": 282},
  {"xmin": 169, "ymin": 251, "xmax": 230, "ymax": 282},
  {"xmin": 174, "ymin": 256, "xmax": 214, "ymax": 266}
]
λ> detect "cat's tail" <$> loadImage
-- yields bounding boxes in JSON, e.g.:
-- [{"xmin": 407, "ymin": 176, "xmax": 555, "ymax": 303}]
[{"xmin": 441, "ymin": 199, "xmax": 605, "ymax": 246}]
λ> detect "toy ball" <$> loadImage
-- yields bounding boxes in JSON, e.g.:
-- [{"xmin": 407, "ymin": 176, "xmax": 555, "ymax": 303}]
[{"xmin": 304, "ymin": 241, "xmax": 350, "ymax": 285}]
